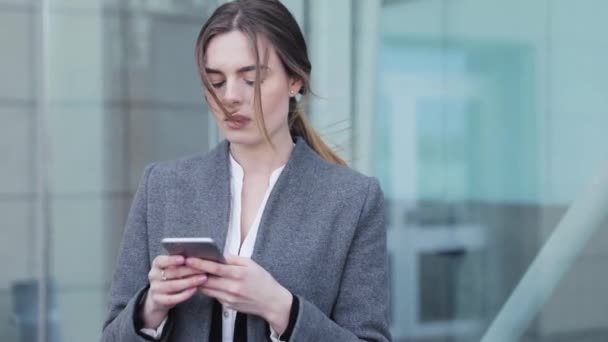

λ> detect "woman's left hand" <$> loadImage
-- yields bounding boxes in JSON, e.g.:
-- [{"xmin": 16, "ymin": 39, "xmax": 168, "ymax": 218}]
[{"xmin": 185, "ymin": 255, "xmax": 293, "ymax": 334}]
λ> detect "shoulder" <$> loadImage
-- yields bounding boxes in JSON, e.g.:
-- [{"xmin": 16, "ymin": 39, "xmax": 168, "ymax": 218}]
[
  {"xmin": 298, "ymin": 148, "xmax": 383, "ymax": 205},
  {"xmin": 147, "ymin": 153, "xmax": 207, "ymax": 177},
  {"xmin": 140, "ymin": 141, "xmax": 228, "ymax": 186},
  {"xmin": 319, "ymin": 158, "xmax": 379, "ymax": 192}
]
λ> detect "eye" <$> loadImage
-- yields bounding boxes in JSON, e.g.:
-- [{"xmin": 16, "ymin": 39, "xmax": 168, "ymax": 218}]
[
  {"xmin": 211, "ymin": 81, "xmax": 225, "ymax": 89},
  {"xmin": 244, "ymin": 79, "xmax": 255, "ymax": 86}
]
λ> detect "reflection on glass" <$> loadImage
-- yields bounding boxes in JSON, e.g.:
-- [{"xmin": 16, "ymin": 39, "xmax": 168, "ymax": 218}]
[
  {"xmin": 0, "ymin": 0, "xmax": 217, "ymax": 341},
  {"xmin": 375, "ymin": 1, "xmax": 608, "ymax": 341},
  {"xmin": 10, "ymin": 281, "xmax": 61, "ymax": 342}
]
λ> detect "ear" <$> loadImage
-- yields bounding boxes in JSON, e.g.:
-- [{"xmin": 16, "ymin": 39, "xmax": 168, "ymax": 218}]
[{"xmin": 289, "ymin": 77, "xmax": 304, "ymax": 95}]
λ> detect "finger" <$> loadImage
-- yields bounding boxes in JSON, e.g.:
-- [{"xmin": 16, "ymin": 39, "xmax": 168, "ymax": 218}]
[
  {"xmin": 153, "ymin": 274, "xmax": 208, "ymax": 294},
  {"xmin": 150, "ymin": 265, "xmax": 201, "ymax": 283},
  {"xmin": 225, "ymin": 255, "xmax": 251, "ymax": 266},
  {"xmin": 200, "ymin": 276, "xmax": 235, "ymax": 293},
  {"xmin": 200, "ymin": 287, "xmax": 236, "ymax": 306},
  {"xmin": 168, "ymin": 266, "xmax": 206, "ymax": 280},
  {"xmin": 152, "ymin": 255, "xmax": 185, "ymax": 269},
  {"xmin": 153, "ymin": 287, "xmax": 198, "ymax": 306},
  {"xmin": 148, "ymin": 267, "xmax": 165, "ymax": 283},
  {"xmin": 186, "ymin": 258, "xmax": 236, "ymax": 278}
]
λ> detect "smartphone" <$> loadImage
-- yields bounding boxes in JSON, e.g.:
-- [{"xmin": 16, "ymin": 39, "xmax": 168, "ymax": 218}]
[{"xmin": 161, "ymin": 237, "xmax": 226, "ymax": 264}]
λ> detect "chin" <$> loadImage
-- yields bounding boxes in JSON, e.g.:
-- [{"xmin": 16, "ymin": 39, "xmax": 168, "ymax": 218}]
[{"xmin": 223, "ymin": 131, "xmax": 265, "ymax": 147}]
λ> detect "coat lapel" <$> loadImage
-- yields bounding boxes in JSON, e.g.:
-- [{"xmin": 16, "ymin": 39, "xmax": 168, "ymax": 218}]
[
  {"xmin": 181, "ymin": 137, "xmax": 318, "ymax": 263},
  {"xmin": 250, "ymin": 137, "xmax": 318, "ymax": 282},
  {"xmin": 246, "ymin": 137, "xmax": 320, "ymax": 339},
  {"xmin": 178, "ymin": 141, "xmax": 232, "ymax": 340},
  {"xmin": 185, "ymin": 140, "xmax": 232, "ymax": 249}
]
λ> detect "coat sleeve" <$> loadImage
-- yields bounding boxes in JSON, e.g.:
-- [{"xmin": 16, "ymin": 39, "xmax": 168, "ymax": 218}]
[
  {"xmin": 101, "ymin": 163, "xmax": 174, "ymax": 341},
  {"xmin": 289, "ymin": 177, "xmax": 392, "ymax": 341}
]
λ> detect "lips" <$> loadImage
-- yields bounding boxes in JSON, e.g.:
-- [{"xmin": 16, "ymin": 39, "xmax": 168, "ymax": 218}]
[
  {"xmin": 224, "ymin": 114, "xmax": 251, "ymax": 130},
  {"xmin": 225, "ymin": 114, "xmax": 250, "ymax": 122}
]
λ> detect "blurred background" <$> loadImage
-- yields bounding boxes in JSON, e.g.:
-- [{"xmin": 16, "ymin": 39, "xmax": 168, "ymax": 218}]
[{"xmin": 1, "ymin": 0, "xmax": 607, "ymax": 341}]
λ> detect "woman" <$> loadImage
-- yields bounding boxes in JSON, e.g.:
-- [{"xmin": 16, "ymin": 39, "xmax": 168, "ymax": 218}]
[{"xmin": 101, "ymin": 0, "xmax": 390, "ymax": 341}]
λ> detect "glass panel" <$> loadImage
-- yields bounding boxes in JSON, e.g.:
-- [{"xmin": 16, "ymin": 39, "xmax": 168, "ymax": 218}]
[
  {"xmin": 370, "ymin": 0, "xmax": 608, "ymax": 341},
  {"xmin": 0, "ymin": 3, "xmax": 39, "ymax": 341},
  {"xmin": 0, "ymin": 201, "xmax": 38, "ymax": 342},
  {"xmin": 44, "ymin": 0, "xmax": 218, "ymax": 336},
  {"xmin": 0, "ymin": 0, "xmax": 220, "ymax": 340}
]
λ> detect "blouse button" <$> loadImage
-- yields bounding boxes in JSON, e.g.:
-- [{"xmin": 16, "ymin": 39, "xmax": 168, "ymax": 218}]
[{"xmin": 223, "ymin": 311, "xmax": 229, "ymax": 319}]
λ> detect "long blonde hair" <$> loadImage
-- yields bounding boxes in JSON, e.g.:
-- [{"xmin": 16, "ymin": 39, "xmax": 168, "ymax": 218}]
[{"xmin": 195, "ymin": 0, "xmax": 346, "ymax": 166}]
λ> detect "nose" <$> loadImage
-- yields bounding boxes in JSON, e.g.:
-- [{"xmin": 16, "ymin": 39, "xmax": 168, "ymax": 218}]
[{"xmin": 222, "ymin": 78, "xmax": 245, "ymax": 106}]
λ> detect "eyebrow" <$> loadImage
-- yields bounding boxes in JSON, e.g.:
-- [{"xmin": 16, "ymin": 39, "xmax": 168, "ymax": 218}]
[{"xmin": 205, "ymin": 65, "xmax": 269, "ymax": 74}]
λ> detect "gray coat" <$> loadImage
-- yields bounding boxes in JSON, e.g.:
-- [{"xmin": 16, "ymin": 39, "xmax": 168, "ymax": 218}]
[{"xmin": 102, "ymin": 137, "xmax": 391, "ymax": 341}]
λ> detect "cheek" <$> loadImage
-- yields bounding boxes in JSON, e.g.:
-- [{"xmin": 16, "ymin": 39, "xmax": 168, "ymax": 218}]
[{"xmin": 261, "ymin": 88, "xmax": 290, "ymax": 120}]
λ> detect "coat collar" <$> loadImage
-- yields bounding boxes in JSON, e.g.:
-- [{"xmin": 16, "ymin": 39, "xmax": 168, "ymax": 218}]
[{"xmin": 196, "ymin": 136, "xmax": 322, "ymax": 257}]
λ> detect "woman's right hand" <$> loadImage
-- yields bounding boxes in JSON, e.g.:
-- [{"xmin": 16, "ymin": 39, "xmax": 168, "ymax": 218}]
[{"xmin": 141, "ymin": 255, "xmax": 208, "ymax": 328}]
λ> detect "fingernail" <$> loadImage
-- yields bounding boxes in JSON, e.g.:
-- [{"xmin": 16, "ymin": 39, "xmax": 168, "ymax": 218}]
[{"xmin": 198, "ymin": 275, "xmax": 207, "ymax": 282}]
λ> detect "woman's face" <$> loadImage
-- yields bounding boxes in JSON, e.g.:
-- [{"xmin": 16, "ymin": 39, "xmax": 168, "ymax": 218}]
[{"xmin": 204, "ymin": 30, "xmax": 301, "ymax": 148}]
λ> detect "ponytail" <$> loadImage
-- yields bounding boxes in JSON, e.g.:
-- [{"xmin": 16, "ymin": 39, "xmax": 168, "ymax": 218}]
[{"xmin": 288, "ymin": 98, "xmax": 347, "ymax": 166}]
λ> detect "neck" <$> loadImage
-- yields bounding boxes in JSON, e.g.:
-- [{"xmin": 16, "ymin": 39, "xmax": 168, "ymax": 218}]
[{"xmin": 229, "ymin": 132, "xmax": 294, "ymax": 175}]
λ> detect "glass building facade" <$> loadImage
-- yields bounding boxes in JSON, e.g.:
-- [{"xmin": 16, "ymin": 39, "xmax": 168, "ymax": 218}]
[{"xmin": 1, "ymin": 0, "xmax": 607, "ymax": 341}]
